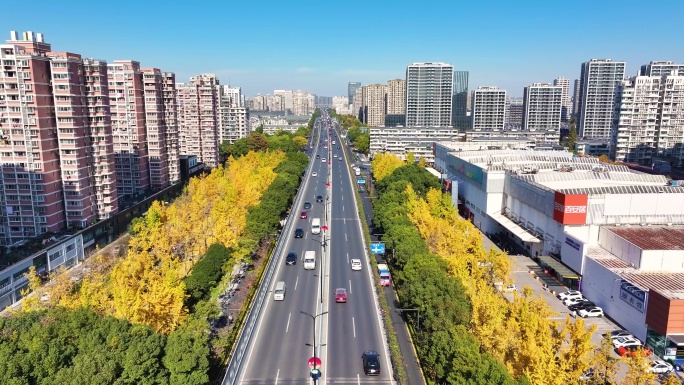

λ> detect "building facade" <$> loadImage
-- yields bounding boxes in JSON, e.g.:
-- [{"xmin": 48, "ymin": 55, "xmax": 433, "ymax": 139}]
[
  {"xmin": 522, "ymin": 83, "xmax": 562, "ymax": 131},
  {"xmin": 572, "ymin": 78, "xmax": 581, "ymax": 120},
  {"xmin": 553, "ymin": 77, "xmax": 571, "ymax": 122},
  {"xmin": 472, "ymin": 86, "xmax": 507, "ymax": 131},
  {"xmin": 162, "ymin": 72, "xmax": 180, "ymax": 184},
  {"xmin": 386, "ymin": 79, "xmax": 405, "ymax": 115},
  {"xmin": 405, "ymin": 62, "xmax": 453, "ymax": 127},
  {"xmin": 452, "ymin": 70, "xmax": 470, "ymax": 130},
  {"xmin": 578, "ymin": 59, "xmax": 626, "ymax": 139},
  {"xmin": 506, "ymin": 97, "xmax": 523, "ymax": 130},
  {"xmin": 177, "ymin": 74, "xmax": 220, "ymax": 168},
  {"xmin": 348, "ymin": 82, "xmax": 361, "ymax": 106},
  {"xmin": 612, "ymin": 73, "xmax": 684, "ymax": 166},
  {"xmin": 370, "ymin": 126, "xmax": 461, "ymax": 164},
  {"xmin": 640, "ymin": 61, "xmax": 684, "ymax": 77},
  {"xmin": 362, "ymin": 84, "xmax": 387, "ymax": 127}
]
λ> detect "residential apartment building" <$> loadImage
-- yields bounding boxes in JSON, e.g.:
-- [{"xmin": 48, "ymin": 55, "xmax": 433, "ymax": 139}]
[
  {"xmin": 577, "ymin": 59, "xmax": 626, "ymax": 138},
  {"xmin": 405, "ymin": 62, "xmax": 453, "ymax": 127},
  {"xmin": 362, "ymin": 84, "xmax": 387, "ymax": 127},
  {"xmin": 293, "ymin": 90, "xmax": 315, "ymax": 115},
  {"xmin": 218, "ymin": 86, "xmax": 249, "ymax": 144},
  {"xmin": 553, "ymin": 77, "xmax": 571, "ymax": 121},
  {"xmin": 222, "ymin": 86, "xmax": 242, "ymax": 107},
  {"xmin": 386, "ymin": 79, "xmax": 405, "ymax": 115},
  {"xmin": 162, "ymin": 72, "xmax": 180, "ymax": 184},
  {"xmin": 266, "ymin": 94, "xmax": 284, "ymax": 112},
  {"xmin": 177, "ymin": 74, "xmax": 220, "ymax": 168},
  {"xmin": 0, "ymin": 31, "xmax": 118, "ymax": 246},
  {"xmin": 640, "ymin": 61, "xmax": 684, "ymax": 77},
  {"xmin": 572, "ymin": 79, "xmax": 580, "ymax": 120},
  {"xmin": 506, "ymin": 97, "xmax": 523, "ymax": 130},
  {"xmin": 108, "ymin": 60, "xmax": 149, "ymax": 198},
  {"xmin": 452, "ymin": 70, "xmax": 470, "ymax": 130},
  {"xmin": 248, "ymin": 94, "xmax": 267, "ymax": 111},
  {"xmin": 353, "ymin": 87, "xmax": 363, "ymax": 121},
  {"xmin": 612, "ymin": 72, "xmax": 684, "ymax": 166},
  {"xmin": 274, "ymin": 90, "xmax": 293, "ymax": 113},
  {"xmin": 348, "ymin": 82, "xmax": 361, "ymax": 105},
  {"xmin": 471, "ymin": 86, "xmax": 507, "ymax": 131},
  {"xmin": 332, "ymin": 96, "xmax": 350, "ymax": 115},
  {"xmin": 140, "ymin": 68, "xmax": 171, "ymax": 191},
  {"xmin": 522, "ymin": 83, "xmax": 562, "ymax": 131}
]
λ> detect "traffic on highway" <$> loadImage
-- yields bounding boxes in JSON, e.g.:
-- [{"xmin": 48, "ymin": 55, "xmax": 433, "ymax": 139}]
[{"xmin": 234, "ymin": 110, "xmax": 393, "ymax": 385}]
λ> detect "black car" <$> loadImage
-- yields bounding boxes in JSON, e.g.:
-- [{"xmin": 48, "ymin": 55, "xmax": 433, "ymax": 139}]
[
  {"xmin": 316, "ymin": 195, "xmax": 323, "ymax": 203},
  {"xmin": 285, "ymin": 252, "xmax": 297, "ymax": 265},
  {"xmin": 568, "ymin": 301, "xmax": 596, "ymax": 312},
  {"xmin": 316, "ymin": 154, "xmax": 320, "ymax": 159},
  {"xmin": 362, "ymin": 350, "xmax": 380, "ymax": 376},
  {"xmin": 303, "ymin": 202, "xmax": 312, "ymax": 209},
  {"xmin": 294, "ymin": 228, "xmax": 304, "ymax": 238}
]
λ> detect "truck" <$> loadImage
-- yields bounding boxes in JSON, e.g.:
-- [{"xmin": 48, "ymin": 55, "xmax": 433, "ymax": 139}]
[{"xmin": 377, "ymin": 263, "xmax": 391, "ymax": 286}]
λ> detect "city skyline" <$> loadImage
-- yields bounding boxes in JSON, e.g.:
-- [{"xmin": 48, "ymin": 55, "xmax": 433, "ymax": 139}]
[{"xmin": 2, "ymin": 0, "xmax": 683, "ymax": 97}]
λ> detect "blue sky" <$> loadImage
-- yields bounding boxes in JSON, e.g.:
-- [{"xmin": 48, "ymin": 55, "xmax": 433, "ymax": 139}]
[{"xmin": 2, "ymin": 0, "xmax": 683, "ymax": 97}]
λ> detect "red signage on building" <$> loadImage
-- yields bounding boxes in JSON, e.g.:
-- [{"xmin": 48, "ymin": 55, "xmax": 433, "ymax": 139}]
[{"xmin": 553, "ymin": 192, "xmax": 588, "ymax": 225}]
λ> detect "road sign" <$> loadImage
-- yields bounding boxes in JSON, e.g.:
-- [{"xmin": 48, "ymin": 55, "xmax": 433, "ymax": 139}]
[
  {"xmin": 308, "ymin": 357, "xmax": 322, "ymax": 369},
  {"xmin": 371, "ymin": 243, "xmax": 386, "ymax": 255},
  {"xmin": 357, "ymin": 179, "xmax": 366, "ymax": 184},
  {"xmin": 321, "ymin": 225, "xmax": 329, "ymax": 232}
]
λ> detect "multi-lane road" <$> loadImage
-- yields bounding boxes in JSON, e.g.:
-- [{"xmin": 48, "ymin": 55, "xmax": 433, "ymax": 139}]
[{"xmin": 237, "ymin": 112, "xmax": 393, "ymax": 385}]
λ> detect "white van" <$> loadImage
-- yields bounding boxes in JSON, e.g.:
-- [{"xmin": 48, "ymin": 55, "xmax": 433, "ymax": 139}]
[
  {"xmin": 311, "ymin": 218, "xmax": 321, "ymax": 234},
  {"xmin": 304, "ymin": 250, "xmax": 316, "ymax": 270},
  {"xmin": 274, "ymin": 281, "xmax": 286, "ymax": 301}
]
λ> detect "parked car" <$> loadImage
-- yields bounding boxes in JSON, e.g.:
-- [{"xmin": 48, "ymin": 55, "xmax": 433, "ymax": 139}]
[
  {"xmin": 362, "ymin": 350, "xmax": 381, "ymax": 376},
  {"xmin": 285, "ymin": 252, "xmax": 297, "ymax": 265},
  {"xmin": 563, "ymin": 297, "xmax": 589, "ymax": 306},
  {"xmin": 612, "ymin": 336, "xmax": 642, "ymax": 349},
  {"xmin": 335, "ymin": 288, "xmax": 347, "ymax": 303},
  {"xmin": 351, "ymin": 259, "xmax": 362, "ymax": 271},
  {"xmin": 648, "ymin": 361, "xmax": 673, "ymax": 374},
  {"xmin": 576, "ymin": 307, "xmax": 604, "ymax": 318},
  {"xmin": 617, "ymin": 345, "xmax": 651, "ymax": 357},
  {"xmin": 557, "ymin": 290, "xmax": 582, "ymax": 301},
  {"xmin": 294, "ymin": 228, "xmax": 304, "ymax": 238},
  {"xmin": 578, "ymin": 368, "xmax": 595, "ymax": 381},
  {"xmin": 503, "ymin": 284, "xmax": 518, "ymax": 292},
  {"xmin": 610, "ymin": 330, "xmax": 634, "ymax": 339},
  {"xmin": 568, "ymin": 301, "xmax": 596, "ymax": 312}
]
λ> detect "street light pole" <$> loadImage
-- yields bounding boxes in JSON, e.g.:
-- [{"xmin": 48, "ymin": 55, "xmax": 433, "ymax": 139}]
[{"xmin": 300, "ymin": 310, "xmax": 327, "ymax": 382}]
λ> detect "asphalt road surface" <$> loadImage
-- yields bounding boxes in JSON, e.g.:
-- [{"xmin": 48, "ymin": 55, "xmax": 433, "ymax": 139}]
[{"xmin": 237, "ymin": 113, "xmax": 393, "ymax": 385}]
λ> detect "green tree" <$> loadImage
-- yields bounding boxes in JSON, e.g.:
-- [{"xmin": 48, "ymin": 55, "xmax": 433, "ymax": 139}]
[
  {"xmin": 353, "ymin": 133, "xmax": 369, "ymax": 154},
  {"xmin": 566, "ymin": 119, "xmax": 578, "ymax": 152},
  {"xmin": 184, "ymin": 243, "xmax": 232, "ymax": 305},
  {"xmin": 255, "ymin": 125, "xmax": 264, "ymax": 134},
  {"xmin": 246, "ymin": 132, "xmax": 268, "ymax": 152},
  {"xmin": 163, "ymin": 329, "xmax": 210, "ymax": 385},
  {"xmin": 376, "ymin": 163, "xmax": 442, "ymax": 197},
  {"xmin": 587, "ymin": 333, "xmax": 619, "ymax": 385}
]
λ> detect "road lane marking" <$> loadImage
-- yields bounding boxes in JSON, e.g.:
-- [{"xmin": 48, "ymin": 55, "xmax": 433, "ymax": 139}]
[
  {"xmin": 295, "ymin": 276, "xmax": 299, "ymax": 291},
  {"xmin": 349, "ymin": 279, "xmax": 352, "ymax": 294},
  {"xmin": 345, "ymin": 233, "xmax": 347, "ymax": 242},
  {"xmin": 352, "ymin": 317, "xmax": 356, "ymax": 338},
  {"xmin": 346, "ymin": 253, "xmax": 349, "ymax": 264},
  {"xmin": 286, "ymin": 313, "xmax": 291, "ymax": 333},
  {"xmin": 342, "ymin": 205, "xmax": 345, "ymax": 212},
  {"xmin": 275, "ymin": 369, "xmax": 280, "ymax": 385},
  {"xmin": 357, "ymin": 374, "xmax": 360, "ymax": 385}
]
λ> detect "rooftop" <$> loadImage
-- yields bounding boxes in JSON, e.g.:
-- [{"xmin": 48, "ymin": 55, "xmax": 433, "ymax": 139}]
[
  {"xmin": 606, "ymin": 226, "xmax": 684, "ymax": 250},
  {"xmin": 587, "ymin": 245, "xmax": 684, "ymax": 300}
]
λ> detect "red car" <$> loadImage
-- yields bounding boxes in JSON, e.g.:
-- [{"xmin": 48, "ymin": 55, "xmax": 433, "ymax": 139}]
[
  {"xmin": 335, "ymin": 288, "xmax": 347, "ymax": 303},
  {"xmin": 300, "ymin": 211, "xmax": 307, "ymax": 219}
]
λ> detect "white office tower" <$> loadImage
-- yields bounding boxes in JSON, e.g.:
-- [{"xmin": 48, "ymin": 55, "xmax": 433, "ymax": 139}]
[
  {"xmin": 640, "ymin": 61, "xmax": 684, "ymax": 77},
  {"xmin": 405, "ymin": 62, "xmax": 454, "ymax": 126},
  {"xmin": 471, "ymin": 86, "xmax": 507, "ymax": 131},
  {"xmin": 553, "ymin": 77, "xmax": 571, "ymax": 121},
  {"xmin": 522, "ymin": 83, "xmax": 563, "ymax": 131},
  {"xmin": 612, "ymin": 73, "xmax": 684, "ymax": 166},
  {"xmin": 577, "ymin": 59, "xmax": 626, "ymax": 138}
]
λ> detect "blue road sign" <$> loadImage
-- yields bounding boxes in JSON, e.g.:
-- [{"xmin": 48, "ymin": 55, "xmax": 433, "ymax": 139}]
[
  {"xmin": 357, "ymin": 179, "xmax": 366, "ymax": 184},
  {"xmin": 371, "ymin": 243, "xmax": 386, "ymax": 255}
]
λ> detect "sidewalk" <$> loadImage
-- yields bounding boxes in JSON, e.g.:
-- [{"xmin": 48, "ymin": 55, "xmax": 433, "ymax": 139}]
[{"xmin": 355, "ymin": 166, "xmax": 426, "ymax": 385}]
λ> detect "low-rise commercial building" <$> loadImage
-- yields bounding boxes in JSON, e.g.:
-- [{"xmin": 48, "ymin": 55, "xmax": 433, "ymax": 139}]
[{"xmin": 369, "ymin": 127, "xmax": 462, "ymax": 164}]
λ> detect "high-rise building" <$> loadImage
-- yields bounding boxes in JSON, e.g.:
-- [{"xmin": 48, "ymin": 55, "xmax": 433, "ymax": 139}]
[
  {"xmin": 612, "ymin": 73, "xmax": 684, "ymax": 165},
  {"xmin": 293, "ymin": 90, "xmax": 315, "ymax": 115},
  {"xmin": 108, "ymin": 60, "xmax": 150, "ymax": 198},
  {"xmin": 348, "ymin": 82, "xmax": 361, "ymax": 105},
  {"xmin": 553, "ymin": 77, "xmax": 571, "ymax": 121},
  {"xmin": 0, "ymin": 31, "xmax": 119, "ymax": 246},
  {"xmin": 405, "ymin": 62, "xmax": 453, "ymax": 127},
  {"xmin": 266, "ymin": 94, "xmax": 284, "ymax": 112},
  {"xmin": 452, "ymin": 71, "xmax": 470, "ymax": 130},
  {"xmin": 577, "ymin": 59, "xmax": 626, "ymax": 138},
  {"xmin": 353, "ymin": 88, "xmax": 364, "ymax": 122},
  {"xmin": 141, "ymin": 68, "xmax": 171, "ymax": 191},
  {"xmin": 639, "ymin": 61, "xmax": 684, "ymax": 77},
  {"xmin": 331, "ymin": 96, "xmax": 350, "ymax": 115},
  {"xmin": 386, "ymin": 79, "xmax": 405, "ymax": 114},
  {"xmin": 177, "ymin": 74, "xmax": 220, "ymax": 167},
  {"xmin": 219, "ymin": 85, "xmax": 249, "ymax": 144},
  {"xmin": 248, "ymin": 94, "xmax": 267, "ymax": 111},
  {"xmin": 222, "ymin": 86, "xmax": 242, "ymax": 107},
  {"xmin": 522, "ymin": 83, "xmax": 563, "ymax": 131},
  {"xmin": 274, "ymin": 90, "xmax": 294, "ymax": 113},
  {"xmin": 162, "ymin": 72, "xmax": 180, "ymax": 184},
  {"xmin": 572, "ymin": 79, "xmax": 581, "ymax": 120},
  {"xmin": 362, "ymin": 84, "xmax": 387, "ymax": 127},
  {"xmin": 506, "ymin": 97, "xmax": 523, "ymax": 130},
  {"xmin": 472, "ymin": 87, "xmax": 507, "ymax": 131}
]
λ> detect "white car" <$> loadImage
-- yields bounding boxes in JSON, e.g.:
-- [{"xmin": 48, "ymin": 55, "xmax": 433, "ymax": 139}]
[
  {"xmin": 648, "ymin": 361, "xmax": 673, "ymax": 374},
  {"xmin": 312, "ymin": 172, "xmax": 318, "ymax": 177},
  {"xmin": 350, "ymin": 259, "xmax": 362, "ymax": 271},
  {"xmin": 333, "ymin": 154, "xmax": 337, "ymax": 158},
  {"xmin": 576, "ymin": 307, "xmax": 604, "ymax": 318},
  {"xmin": 557, "ymin": 290, "xmax": 582, "ymax": 300},
  {"xmin": 563, "ymin": 297, "xmax": 588, "ymax": 306},
  {"xmin": 322, "ymin": 158, "xmax": 326, "ymax": 162},
  {"xmin": 612, "ymin": 336, "xmax": 642, "ymax": 349},
  {"xmin": 503, "ymin": 284, "xmax": 517, "ymax": 292}
]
